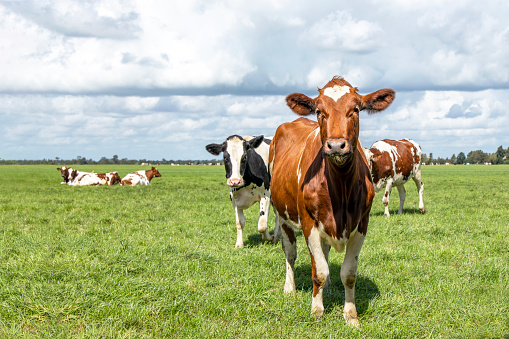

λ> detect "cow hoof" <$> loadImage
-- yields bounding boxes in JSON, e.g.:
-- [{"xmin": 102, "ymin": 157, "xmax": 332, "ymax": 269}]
[
  {"xmin": 311, "ymin": 306, "xmax": 324, "ymax": 318},
  {"xmin": 235, "ymin": 243, "xmax": 244, "ymax": 248},
  {"xmin": 262, "ymin": 233, "xmax": 273, "ymax": 242},
  {"xmin": 420, "ymin": 207, "xmax": 427, "ymax": 214}
]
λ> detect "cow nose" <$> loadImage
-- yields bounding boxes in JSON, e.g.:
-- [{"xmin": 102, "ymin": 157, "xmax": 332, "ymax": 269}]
[
  {"xmin": 228, "ymin": 178, "xmax": 242, "ymax": 187},
  {"xmin": 326, "ymin": 139, "xmax": 351, "ymax": 155}
]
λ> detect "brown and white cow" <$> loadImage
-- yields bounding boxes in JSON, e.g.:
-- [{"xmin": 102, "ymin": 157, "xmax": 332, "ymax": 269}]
[
  {"xmin": 121, "ymin": 167, "xmax": 161, "ymax": 186},
  {"xmin": 269, "ymin": 76, "xmax": 395, "ymax": 326},
  {"xmin": 364, "ymin": 139, "xmax": 426, "ymax": 217},
  {"xmin": 57, "ymin": 166, "xmax": 121, "ymax": 186}
]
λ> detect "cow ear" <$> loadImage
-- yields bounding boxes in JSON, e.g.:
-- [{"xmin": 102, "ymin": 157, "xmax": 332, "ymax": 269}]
[
  {"xmin": 57, "ymin": 167, "xmax": 61, "ymax": 171},
  {"xmin": 361, "ymin": 89, "xmax": 395, "ymax": 113},
  {"xmin": 248, "ymin": 135, "xmax": 264, "ymax": 149},
  {"xmin": 205, "ymin": 143, "xmax": 225, "ymax": 156},
  {"xmin": 286, "ymin": 93, "xmax": 316, "ymax": 116}
]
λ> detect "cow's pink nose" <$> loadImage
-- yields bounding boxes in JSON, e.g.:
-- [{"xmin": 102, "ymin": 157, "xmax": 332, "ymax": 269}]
[{"xmin": 228, "ymin": 178, "xmax": 242, "ymax": 187}]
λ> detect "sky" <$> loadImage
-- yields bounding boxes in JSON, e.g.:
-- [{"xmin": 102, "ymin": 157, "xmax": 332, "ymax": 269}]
[{"xmin": 1, "ymin": 0, "xmax": 508, "ymax": 161}]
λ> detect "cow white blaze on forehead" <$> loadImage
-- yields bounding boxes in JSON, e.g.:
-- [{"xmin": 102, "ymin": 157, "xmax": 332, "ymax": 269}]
[
  {"xmin": 226, "ymin": 137, "xmax": 245, "ymax": 179},
  {"xmin": 323, "ymin": 85, "xmax": 351, "ymax": 102}
]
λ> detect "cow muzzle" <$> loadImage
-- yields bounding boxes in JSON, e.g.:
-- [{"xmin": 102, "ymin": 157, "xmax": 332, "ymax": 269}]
[
  {"xmin": 324, "ymin": 138, "xmax": 353, "ymax": 165},
  {"xmin": 227, "ymin": 178, "xmax": 243, "ymax": 187}
]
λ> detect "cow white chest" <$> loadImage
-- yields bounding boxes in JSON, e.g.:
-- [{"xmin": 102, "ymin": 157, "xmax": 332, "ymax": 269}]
[{"xmin": 230, "ymin": 183, "xmax": 269, "ymax": 209}]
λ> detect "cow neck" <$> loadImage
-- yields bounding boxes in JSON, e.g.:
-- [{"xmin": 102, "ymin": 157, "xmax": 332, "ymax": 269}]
[
  {"xmin": 145, "ymin": 170, "xmax": 154, "ymax": 181},
  {"xmin": 325, "ymin": 151, "xmax": 358, "ymax": 182}
]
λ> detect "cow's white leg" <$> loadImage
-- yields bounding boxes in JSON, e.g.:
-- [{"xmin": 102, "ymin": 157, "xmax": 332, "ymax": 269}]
[
  {"xmin": 258, "ymin": 194, "xmax": 273, "ymax": 241},
  {"xmin": 234, "ymin": 207, "xmax": 246, "ymax": 248},
  {"xmin": 341, "ymin": 230, "xmax": 365, "ymax": 327},
  {"xmin": 412, "ymin": 172, "xmax": 426, "ymax": 214},
  {"xmin": 307, "ymin": 227, "xmax": 329, "ymax": 317},
  {"xmin": 383, "ymin": 179, "xmax": 393, "ymax": 217},
  {"xmin": 281, "ymin": 222, "xmax": 297, "ymax": 293},
  {"xmin": 397, "ymin": 185, "xmax": 406, "ymax": 215}
]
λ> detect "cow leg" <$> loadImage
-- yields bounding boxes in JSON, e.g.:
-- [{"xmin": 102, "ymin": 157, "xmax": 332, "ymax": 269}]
[
  {"xmin": 281, "ymin": 222, "xmax": 297, "ymax": 293},
  {"xmin": 341, "ymin": 230, "xmax": 365, "ymax": 327},
  {"xmin": 397, "ymin": 185, "xmax": 406, "ymax": 215},
  {"xmin": 307, "ymin": 227, "xmax": 329, "ymax": 317},
  {"xmin": 234, "ymin": 207, "xmax": 246, "ymax": 248},
  {"xmin": 412, "ymin": 173, "xmax": 426, "ymax": 214},
  {"xmin": 272, "ymin": 211, "xmax": 281, "ymax": 244},
  {"xmin": 382, "ymin": 179, "xmax": 393, "ymax": 217},
  {"xmin": 258, "ymin": 194, "xmax": 273, "ymax": 242},
  {"xmin": 321, "ymin": 242, "xmax": 332, "ymax": 289}
]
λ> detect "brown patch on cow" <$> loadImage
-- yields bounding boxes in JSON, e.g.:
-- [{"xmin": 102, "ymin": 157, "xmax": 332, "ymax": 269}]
[{"xmin": 121, "ymin": 179, "xmax": 133, "ymax": 186}]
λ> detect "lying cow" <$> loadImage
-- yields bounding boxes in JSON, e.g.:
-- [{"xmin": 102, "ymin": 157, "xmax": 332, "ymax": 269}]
[
  {"xmin": 269, "ymin": 76, "xmax": 395, "ymax": 325},
  {"xmin": 57, "ymin": 166, "xmax": 121, "ymax": 186},
  {"xmin": 364, "ymin": 139, "xmax": 426, "ymax": 217},
  {"xmin": 206, "ymin": 135, "xmax": 275, "ymax": 248},
  {"xmin": 121, "ymin": 167, "xmax": 161, "ymax": 186}
]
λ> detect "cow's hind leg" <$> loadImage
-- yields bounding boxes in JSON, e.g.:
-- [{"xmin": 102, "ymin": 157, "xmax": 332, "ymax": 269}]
[
  {"xmin": 281, "ymin": 222, "xmax": 297, "ymax": 294},
  {"xmin": 341, "ymin": 230, "xmax": 365, "ymax": 327},
  {"xmin": 383, "ymin": 179, "xmax": 394, "ymax": 217},
  {"xmin": 307, "ymin": 227, "xmax": 329, "ymax": 317},
  {"xmin": 412, "ymin": 172, "xmax": 426, "ymax": 214},
  {"xmin": 397, "ymin": 185, "xmax": 406, "ymax": 215},
  {"xmin": 258, "ymin": 194, "xmax": 273, "ymax": 242},
  {"xmin": 234, "ymin": 207, "xmax": 246, "ymax": 248}
]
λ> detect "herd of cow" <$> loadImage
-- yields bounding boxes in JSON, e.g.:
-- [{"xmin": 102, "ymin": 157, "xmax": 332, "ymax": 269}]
[
  {"xmin": 57, "ymin": 77, "xmax": 427, "ymax": 327},
  {"xmin": 206, "ymin": 76, "xmax": 427, "ymax": 326},
  {"xmin": 57, "ymin": 166, "xmax": 162, "ymax": 186}
]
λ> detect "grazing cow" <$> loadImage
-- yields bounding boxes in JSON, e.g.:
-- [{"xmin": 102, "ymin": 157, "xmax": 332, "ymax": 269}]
[
  {"xmin": 57, "ymin": 166, "xmax": 121, "ymax": 186},
  {"xmin": 121, "ymin": 167, "xmax": 162, "ymax": 186},
  {"xmin": 269, "ymin": 76, "xmax": 395, "ymax": 326},
  {"xmin": 206, "ymin": 135, "xmax": 274, "ymax": 248},
  {"xmin": 364, "ymin": 139, "xmax": 426, "ymax": 217}
]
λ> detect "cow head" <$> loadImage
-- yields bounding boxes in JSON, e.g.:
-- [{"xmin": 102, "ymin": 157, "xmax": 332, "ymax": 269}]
[
  {"xmin": 206, "ymin": 135, "xmax": 264, "ymax": 187},
  {"xmin": 109, "ymin": 172, "xmax": 122, "ymax": 185},
  {"xmin": 57, "ymin": 166, "xmax": 76, "ymax": 183},
  {"xmin": 151, "ymin": 167, "xmax": 162, "ymax": 177},
  {"xmin": 286, "ymin": 76, "xmax": 395, "ymax": 167}
]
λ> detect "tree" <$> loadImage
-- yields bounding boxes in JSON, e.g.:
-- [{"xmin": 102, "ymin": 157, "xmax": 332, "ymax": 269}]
[
  {"xmin": 495, "ymin": 146, "xmax": 505, "ymax": 164},
  {"xmin": 112, "ymin": 155, "xmax": 119, "ymax": 164},
  {"xmin": 450, "ymin": 154, "xmax": 457, "ymax": 164},
  {"xmin": 457, "ymin": 152, "xmax": 466, "ymax": 164}
]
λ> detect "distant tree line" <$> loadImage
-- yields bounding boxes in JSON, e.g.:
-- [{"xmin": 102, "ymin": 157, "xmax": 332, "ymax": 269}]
[
  {"xmin": 422, "ymin": 145, "xmax": 509, "ymax": 165},
  {"xmin": 0, "ymin": 154, "xmax": 224, "ymax": 166},
  {"xmin": 1, "ymin": 146, "xmax": 508, "ymax": 166}
]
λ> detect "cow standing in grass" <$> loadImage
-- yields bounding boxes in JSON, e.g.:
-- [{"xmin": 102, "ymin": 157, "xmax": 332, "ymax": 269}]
[
  {"xmin": 364, "ymin": 139, "xmax": 426, "ymax": 217},
  {"xmin": 206, "ymin": 135, "xmax": 275, "ymax": 248},
  {"xmin": 121, "ymin": 167, "xmax": 162, "ymax": 186},
  {"xmin": 269, "ymin": 76, "xmax": 395, "ymax": 326}
]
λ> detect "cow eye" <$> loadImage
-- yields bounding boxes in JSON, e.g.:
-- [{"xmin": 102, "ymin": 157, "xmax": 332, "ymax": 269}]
[{"xmin": 353, "ymin": 107, "xmax": 359, "ymax": 113}]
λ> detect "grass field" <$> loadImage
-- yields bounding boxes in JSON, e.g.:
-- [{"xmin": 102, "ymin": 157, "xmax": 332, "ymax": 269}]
[{"xmin": 0, "ymin": 164, "xmax": 508, "ymax": 338}]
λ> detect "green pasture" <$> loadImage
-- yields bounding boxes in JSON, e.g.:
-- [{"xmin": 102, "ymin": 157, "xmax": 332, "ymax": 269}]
[{"xmin": 0, "ymin": 164, "xmax": 508, "ymax": 338}]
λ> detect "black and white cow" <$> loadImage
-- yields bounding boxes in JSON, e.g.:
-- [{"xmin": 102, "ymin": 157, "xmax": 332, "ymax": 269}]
[{"xmin": 206, "ymin": 135, "xmax": 276, "ymax": 248}]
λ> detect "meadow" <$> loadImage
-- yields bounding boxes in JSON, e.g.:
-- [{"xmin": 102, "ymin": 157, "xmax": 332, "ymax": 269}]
[{"xmin": 0, "ymin": 164, "xmax": 508, "ymax": 338}]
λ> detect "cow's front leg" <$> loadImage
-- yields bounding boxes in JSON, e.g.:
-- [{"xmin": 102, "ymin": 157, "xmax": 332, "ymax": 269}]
[
  {"xmin": 413, "ymin": 173, "xmax": 426, "ymax": 214},
  {"xmin": 397, "ymin": 185, "xmax": 406, "ymax": 215},
  {"xmin": 307, "ymin": 226, "xmax": 329, "ymax": 317},
  {"xmin": 383, "ymin": 179, "xmax": 393, "ymax": 217},
  {"xmin": 341, "ymin": 230, "xmax": 365, "ymax": 327},
  {"xmin": 258, "ymin": 194, "xmax": 273, "ymax": 241},
  {"xmin": 281, "ymin": 222, "xmax": 297, "ymax": 293},
  {"xmin": 234, "ymin": 206, "xmax": 246, "ymax": 248}
]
